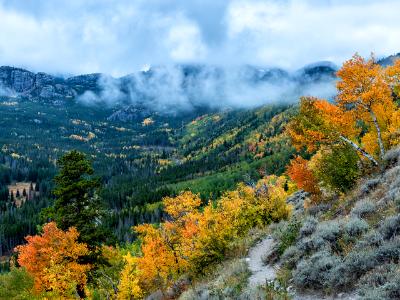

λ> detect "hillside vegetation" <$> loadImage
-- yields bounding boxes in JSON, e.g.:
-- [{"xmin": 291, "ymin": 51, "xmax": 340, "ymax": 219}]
[{"xmin": 0, "ymin": 54, "xmax": 399, "ymax": 299}]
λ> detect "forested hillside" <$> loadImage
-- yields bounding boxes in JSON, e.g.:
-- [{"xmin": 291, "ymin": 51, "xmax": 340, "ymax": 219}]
[
  {"xmin": 0, "ymin": 54, "xmax": 399, "ymax": 299},
  {"xmin": 0, "ymin": 61, "xmax": 334, "ymax": 249}
]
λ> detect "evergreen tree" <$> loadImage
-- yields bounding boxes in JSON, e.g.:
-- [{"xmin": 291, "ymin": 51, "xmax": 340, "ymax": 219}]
[{"xmin": 51, "ymin": 150, "xmax": 109, "ymax": 248}]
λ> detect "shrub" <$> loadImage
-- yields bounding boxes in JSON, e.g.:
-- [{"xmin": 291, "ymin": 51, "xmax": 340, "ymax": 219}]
[
  {"xmin": 359, "ymin": 178, "xmax": 380, "ymax": 195},
  {"xmin": 383, "ymin": 165, "xmax": 400, "ymax": 182},
  {"xmin": 299, "ymin": 217, "xmax": 318, "ymax": 237},
  {"xmin": 313, "ymin": 220, "xmax": 342, "ymax": 243},
  {"xmin": 395, "ymin": 197, "xmax": 400, "ymax": 212},
  {"xmin": 293, "ymin": 250, "xmax": 341, "ymax": 290},
  {"xmin": 351, "ymin": 200, "xmax": 376, "ymax": 218},
  {"xmin": 344, "ymin": 218, "xmax": 369, "ymax": 237},
  {"xmin": 379, "ymin": 215, "xmax": 400, "ymax": 240},
  {"xmin": 355, "ymin": 231, "xmax": 384, "ymax": 248},
  {"xmin": 358, "ymin": 264, "xmax": 400, "ymax": 300},
  {"xmin": 180, "ymin": 259, "xmax": 250, "ymax": 300},
  {"xmin": 313, "ymin": 144, "xmax": 360, "ymax": 193},
  {"xmin": 295, "ymin": 221, "xmax": 343, "ymax": 254},
  {"xmin": 296, "ymin": 236, "xmax": 323, "ymax": 253},
  {"xmin": 280, "ymin": 245, "xmax": 302, "ymax": 269},
  {"xmin": 286, "ymin": 190, "xmax": 309, "ymax": 214},
  {"xmin": 374, "ymin": 238, "xmax": 400, "ymax": 264},
  {"xmin": 383, "ymin": 146, "xmax": 400, "ymax": 166},
  {"xmin": 307, "ymin": 203, "xmax": 331, "ymax": 217},
  {"xmin": 0, "ymin": 267, "xmax": 35, "ymax": 299},
  {"xmin": 273, "ymin": 218, "xmax": 302, "ymax": 257},
  {"xmin": 329, "ymin": 248, "xmax": 377, "ymax": 290},
  {"xmin": 358, "ymin": 264, "xmax": 395, "ymax": 291}
]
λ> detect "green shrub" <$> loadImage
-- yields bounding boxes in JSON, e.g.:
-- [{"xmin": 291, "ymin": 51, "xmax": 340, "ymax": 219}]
[
  {"xmin": 0, "ymin": 268, "xmax": 35, "ymax": 299},
  {"xmin": 272, "ymin": 218, "xmax": 302, "ymax": 257},
  {"xmin": 315, "ymin": 144, "xmax": 360, "ymax": 193}
]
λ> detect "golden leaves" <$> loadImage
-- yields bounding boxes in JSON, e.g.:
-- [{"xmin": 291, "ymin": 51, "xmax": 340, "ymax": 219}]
[{"xmin": 118, "ymin": 180, "xmax": 292, "ymax": 297}]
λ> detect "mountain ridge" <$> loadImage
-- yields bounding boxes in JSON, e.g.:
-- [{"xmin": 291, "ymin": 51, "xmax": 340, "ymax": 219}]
[{"xmin": 0, "ymin": 63, "xmax": 337, "ymax": 106}]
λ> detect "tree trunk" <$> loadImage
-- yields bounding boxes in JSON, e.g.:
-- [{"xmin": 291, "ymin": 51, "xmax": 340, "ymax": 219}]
[
  {"xmin": 369, "ymin": 109, "xmax": 385, "ymax": 159},
  {"xmin": 339, "ymin": 136, "xmax": 379, "ymax": 166}
]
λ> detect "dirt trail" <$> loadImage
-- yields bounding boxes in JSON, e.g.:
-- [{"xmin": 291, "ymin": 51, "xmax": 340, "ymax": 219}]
[
  {"xmin": 246, "ymin": 236, "xmax": 277, "ymax": 286},
  {"xmin": 246, "ymin": 236, "xmax": 358, "ymax": 300}
]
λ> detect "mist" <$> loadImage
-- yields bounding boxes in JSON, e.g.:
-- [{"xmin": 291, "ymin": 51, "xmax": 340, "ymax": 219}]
[{"xmin": 77, "ymin": 64, "xmax": 337, "ymax": 112}]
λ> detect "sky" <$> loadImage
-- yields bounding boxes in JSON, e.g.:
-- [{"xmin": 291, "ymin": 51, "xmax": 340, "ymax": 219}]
[{"xmin": 0, "ymin": 0, "xmax": 399, "ymax": 76}]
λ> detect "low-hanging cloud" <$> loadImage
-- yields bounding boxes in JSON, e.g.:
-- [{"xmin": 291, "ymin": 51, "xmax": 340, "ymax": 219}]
[
  {"xmin": 78, "ymin": 75, "xmax": 125, "ymax": 106},
  {"xmin": 0, "ymin": 0, "xmax": 399, "ymax": 75},
  {"xmin": 79, "ymin": 64, "xmax": 337, "ymax": 113}
]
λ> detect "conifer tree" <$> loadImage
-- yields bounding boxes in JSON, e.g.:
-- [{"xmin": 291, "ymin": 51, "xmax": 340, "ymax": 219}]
[{"xmin": 51, "ymin": 150, "xmax": 108, "ymax": 248}]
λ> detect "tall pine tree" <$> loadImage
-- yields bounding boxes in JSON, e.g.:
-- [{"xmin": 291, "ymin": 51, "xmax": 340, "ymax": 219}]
[{"xmin": 51, "ymin": 150, "xmax": 109, "ymax": 248}]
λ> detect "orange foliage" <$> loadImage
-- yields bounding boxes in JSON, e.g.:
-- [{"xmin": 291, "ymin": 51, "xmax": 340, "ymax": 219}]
[
  {"xmin": 287, "ymin": 156, "xmax": 321, "ymax": 198},
  {"xmin": 15, "ymin": 222, "xmax": 90, "ymax": 296}
]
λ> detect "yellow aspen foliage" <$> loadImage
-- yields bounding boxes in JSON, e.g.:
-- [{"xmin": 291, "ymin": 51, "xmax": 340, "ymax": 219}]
[
  {"xmin": 163, "ymin": 191, "xmax": 202, "ymax": 220},
  {"xmin": 15, "ymin": 222, "xmax": 90, "ymax": 297},
  {"xmin": 287, "ymin": 54, "xmax": 400, "ymax": 165},
  {"xmin": 118, "ymin": 181, "xmax": 293, "ymax": 297},
  {"xmin": 117, "ymin": 253, "xmax": 143, "ymax": 300}
]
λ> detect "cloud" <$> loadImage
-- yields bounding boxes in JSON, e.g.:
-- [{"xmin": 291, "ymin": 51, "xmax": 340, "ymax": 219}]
[
  {"xmin": 78, "ymin": 75, "xmax": 125, "ymax": 106},
  {"xmin": 86, "ymin": 65, "xmax": 337, "ymax": 113},
  {"xmin": 166, "ymin": 21, "xmax": 207, "ymax": 61},
  {"xmin": 0, "ymin": 0, "xmax": 399, "ymax": 75},
  {"xmin": 0, "ymin": 82, "xmax": 15, "ymax": 97}
]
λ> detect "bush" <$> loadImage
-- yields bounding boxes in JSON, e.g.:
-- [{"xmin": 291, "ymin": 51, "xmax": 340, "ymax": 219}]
[
  {"xmin": 355, "ymin": 231, "xmax": 383, "ymax": 248},
  {"xmin": 295, "ymin": 220, "xmax": 342, "ymax": 255},
  {"xmin": 314, "ymin": 144, "xmax": 360, "ymax": 193},
  {"xmin": 329, "ymin": 248, "xmax": 377, "ymax": 290},
  {"xmin": 280, "ymin": 245, "xmax": 302, "ymax": 269},
  {"xmin": 358, "ymin": 264, "xmax": 395, "ymax": 291},
  {"xmin": 383, "ymin": 146, "xmax": 400, "ymax": 167},
  {"xmin": 379, "ymin": 215, "xmax": 400, "ymax": 240},
  {"xmin": 293, "ymin": 250, "xmax": 341, "ymax": 290},
  {"xmin": 351, "ymin": 200, "xmax": 376, "ymax": 218},
  {"xmin": 273, "ymin": 218, "xmax": 302, "ymax": 256},
  {"xmin": 299, "ymin": 217, "xmax": 318, "ymax": 237},
  {"xmin": 374, "ymin": 238, "xmax": 400, "ymax": 264},
  {"xmin": 180, "ymin": 259, "xmax": 250, "ymax": 300},
  {"xmin": 307, "ymin": 203, "xmax": 331, "ymax": 217},
  {"xmin": 0, "ymin": 268, "xmax": 35, "ymax": 299},
  {"xmin": 358, "ymin": 264, "xmax": 400, "ymax": 300},
  {"xmin": 344, "ymin": 218, "xmax": 369, "ymax": 237},
  {"xmin": 314, "ymin": 220, "xmax": 342, "ymax": 243},
  {"xmin": 359, "ymin": 178, "xmax": 380, "ymax": 195}
]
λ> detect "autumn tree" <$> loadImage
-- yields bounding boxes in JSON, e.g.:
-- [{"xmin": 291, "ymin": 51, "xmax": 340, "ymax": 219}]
[
  {"xmin": 15, "ymin": 222, "xmax": 90, "ymax": 297},
  {"xmin": 287, "ymin": 54, "xmax": 400, "ymax": 166},
  {"xmin": 118, "ymin": 182, "xmax": 293, "ymax": 297}
]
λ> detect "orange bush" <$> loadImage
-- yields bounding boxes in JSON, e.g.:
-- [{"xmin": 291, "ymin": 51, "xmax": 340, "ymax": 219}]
[
  {"xmin": 15, "ymin": 222, "xmax": 90, "ymax": 296},
  {"xmin": 287, "ymin": 156, "xmax": 321, "ymax": 198}
]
